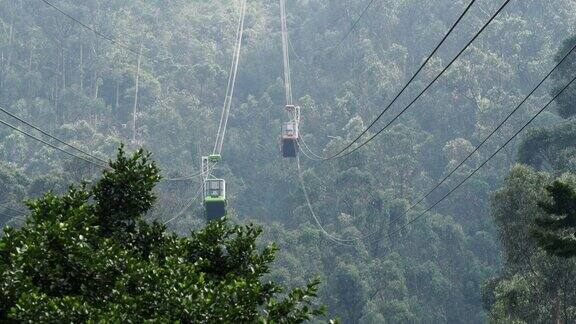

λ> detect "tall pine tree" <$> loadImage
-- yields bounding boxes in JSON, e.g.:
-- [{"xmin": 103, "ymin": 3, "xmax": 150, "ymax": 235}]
[{"xmin": 532, "ymin": 180, "xmax": 576, "ymax": 258}]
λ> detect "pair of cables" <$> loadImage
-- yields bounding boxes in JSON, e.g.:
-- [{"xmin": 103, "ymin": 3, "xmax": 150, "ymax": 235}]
[
  {"xmin": 0, "ymin": 106, "xmax": 108, "ymax": 168},
  {"xmin": 213, "ymin": 0, "xmax": 248, "ymax": 156},
  {"xmin": 292, "ymin": 0, "xmax": 576, "ymax": 244},
  {"xmin": 165, "ymin": 0, "xmax": 248, "ymax": 225},
  {"xmin": 0, "ymin": 103, "xmax": 205, "ymax": 180},
  {"xmin": 303, "ymin": 0, "xmax": 510, "ymax": 160},
  {"xmin": 299, "ymin": 53, "xmax": 576, "ymax": 245}
]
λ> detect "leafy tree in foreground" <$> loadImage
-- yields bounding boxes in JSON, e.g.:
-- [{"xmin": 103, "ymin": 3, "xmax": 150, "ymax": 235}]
[
  {"xmin": 0, "ymin": 147, "xmax": 326, "ymax": 323},
  {"xmin": 485, "ymin": 166, "xmax": 576, "ymax": 323},
  {"xmin": 532, "ymin": 180, "xmax": 576, "ymax": 258}
]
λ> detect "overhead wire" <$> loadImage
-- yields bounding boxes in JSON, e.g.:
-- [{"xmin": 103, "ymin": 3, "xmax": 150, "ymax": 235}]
[
  {"xmin": 297, "ymin": 0, "xmax": 566, "ymax": 244},
  {"xmin": 371, "ymin": 65, "xmax": 576, "ymax": 243},
  {"xmin": 331, "ymin": 0, "xmax": 513, "ymax": 159},
  {"xmin": 0, "ymin": 209, "xmax": 11, "ymax": 219},
  {"xmin": 0, "ymin": 106, "xmax": 110, "ymax": 216},
  {"xmin": 280, "ymin": 0, "xmax": 337, "ymax": 241},
  {"xmin": 170, "ymin": 0, "xmax": 246, "ymax": 223},
  {"xmin": 0, "ymin": 105, "xmax": 108, "ymax": 165},
  {"xmin": 384, "ymin": 38, "xmax": 576, "ymax": 230},
  {"xmin": 0, "ymin": 205, "xmax": 27, "ymax": 228},
  {"xmin": 0, "ymin": 117, "xmax": 107, "ymax": 168},
  {"xmin": 213, "ymin": 5, "xmax": 243, "ymax": 156},
  {"xmin": 213, "ymin": 0, "xmax": 248, "ymax": 155},
  {"xmin": 323, "ymin": 0, "xmax": 479, "ymax": 159},
  {"xmin": 297, "ymin": 154, "xmax": 383, "ymax": 245},
  {"xmin": 40, "ymin": 0, "xmax": 212, "ymax": 180},
  {"xmin": 296, "ymin": 155, "xmax": 357, "ymax": 246},
  {"xmin": 0, "ymin": 105, "xmax": 206, "ymax": 182},
  {"xmin": 163, "ymin": 162, "xmax": 217, "ymax": 225},
  {"xmin": 280, "ymin": 0, "xmax": 294, "ymax": 106},
  {"xmin": 280, "ymin": 0, "xmax": 347, "ymax": 243},
  {"xmin": 0, "ymin": 204, "xmax": 27, "ymax": 217},
  {"xmin": 40, "ymin": 0, "xmax": 244, "ymax": 182},
  {"xmin": 298, "ymin": 127, "xmax": 331, "ymax": 161},
  {"xmin": 300, "ymin": 0, "xmax": 478, "ymax": 160},
  {"xmin": 298, "ymin": 138, "xmax": 323, "ymax": 161},
  {"xmin": 164, "ymin": 183, "xmax": 205, "ymax": 225},
  {"xmin": 0, "ymin": 210, "xmax": 22, "ymax": 223},
  {"xmin": 36, "ymin": 1, "xmax": 212, "ymax": 180},
  {"xmin": 40, "ymin": 0, "xmax": 201, "ymax": 70},
  {"xmin": 6, "ymin": 1, "xmax": 250, "ymax": 226},
  {"xmin": 280, "ymin": 1, "xmax": 373, "ymax": 244},
  {"xmin": 39, "ymin": 0, "xmax": 159, "ymax": 62},
  {"xmin": 329, "ymin": 0, "xmax": 379, "ymax": 53},
  {"xmin": 2, "ymin": 215, "xmax": 27, "ymax": 227},
  {"xmin": 288, "ymin": 35, "xmax": 305, "ymax": 64},
  {"xmin": 162, "ymin": 170, "xmax": 204, "ymax": 182}
]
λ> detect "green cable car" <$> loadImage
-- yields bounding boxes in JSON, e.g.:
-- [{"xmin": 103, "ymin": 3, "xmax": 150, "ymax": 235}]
[
  {"xmin": 204, "ymin": 178, "xmax": 227, "ymax": 221},
  {"xmin": 201, "ymin": 155, "xmax": 227, "ymax": 221}
]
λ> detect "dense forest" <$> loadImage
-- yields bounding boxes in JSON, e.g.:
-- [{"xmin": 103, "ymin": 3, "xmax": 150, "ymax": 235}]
[{"xmin": 1, "ymin": 0, "xmax": 575, "ymax": 322}]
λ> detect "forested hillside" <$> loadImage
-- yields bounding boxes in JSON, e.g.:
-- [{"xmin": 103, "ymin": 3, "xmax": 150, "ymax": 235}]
[{"xmin": 1, "ymin": 0, "xmax": 575, "ymax": 322}]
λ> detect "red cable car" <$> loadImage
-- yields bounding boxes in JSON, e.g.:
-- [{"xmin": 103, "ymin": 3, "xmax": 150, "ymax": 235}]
[{"xmin": 280, "ymin": 105, "xmax": 300, "ymax": 158}]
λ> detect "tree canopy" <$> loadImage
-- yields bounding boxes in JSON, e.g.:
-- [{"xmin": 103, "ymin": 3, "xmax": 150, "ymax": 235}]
[
  {"xmin": 1, "ymin": 0, "xmax": 576, "ymax": 321},
  {"xmin": 532, "ymin": 180, "xmax": 576, "ymax": 258},
  {"xmin": 0, "ymin": 147, "xmax": 325, "ymax": 322}
]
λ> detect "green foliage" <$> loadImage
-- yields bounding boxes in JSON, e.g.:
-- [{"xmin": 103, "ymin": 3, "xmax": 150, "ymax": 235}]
[
  {"xmin": 0, "ymin": 148, "xmax": 326, "ymax": 322},
  {"xmin": 517, "ymin": 120, "xmax": 576, "ymax": 171},
  {"xmin": 92, "ymin": 145, "xmax": 160, "ymax": 237},
  {"xmin": 485, "ymin": 166, "xmax": 576, "ymax": 323},
  {"xmin": 485, "ymin": 30, "xmax": 576, "ymax": 322},
  {"xmin": 326, "ymin": 263, "xmax": 366, "ymax": 323},
  {"xmin": 551, "ymin": 35, "xmax": 576, "ymax": 119},
  {"xmin": 532, "ymin": 180, "xmax": 576, "ymax": 258},
  {"xmin": 2, "ymin": 0, "xmax": 576, "ymax": 321}
]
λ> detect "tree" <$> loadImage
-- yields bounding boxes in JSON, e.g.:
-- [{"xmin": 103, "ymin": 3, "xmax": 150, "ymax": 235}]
[
  {"xmin": 532, "ymin": 180, "xmax": 576, "ymax": 258},
  {"xmin": 0, "ymin": 147, "xmax": 326, "ymax": 322},
  {"xmin": 485, "ymin": 166, "xmax": 576, "ymax": 323},
  {"xmin": 517, "ymin": 120, "xmax": 576, "ymax": 171},
  {"xmin": 551, "ymin": 34, "xmax": 576, "ymax": 119},
  {"xmin": 326, "ymin": 263, "xmax": 367, "ymax": 324},
  {"xmin": 4, "ymin": 0, "xmax": 576, "ymax": 321}
]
